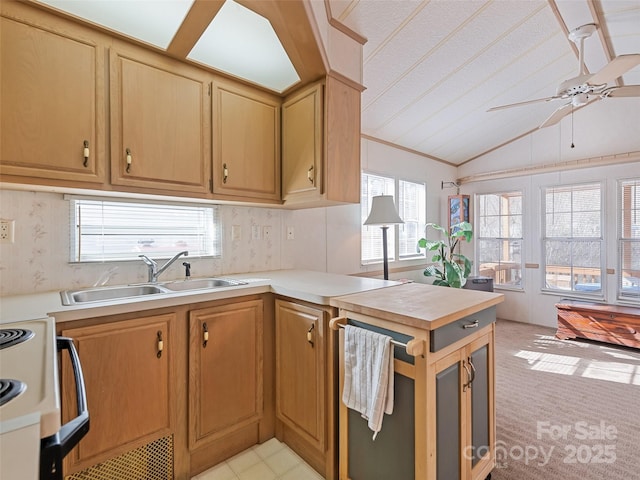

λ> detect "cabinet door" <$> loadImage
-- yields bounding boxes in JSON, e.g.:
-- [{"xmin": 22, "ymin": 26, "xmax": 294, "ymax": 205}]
[
  {"xmin": 0, "ymin": 14, "xmax": 105, "ymax": 183},
  {"xmin": 110, "ymin": 46, "xmax": 211, "ymax": 194},
  {"xmin": 467, "ymin": 333, "xmax": 494, "ymax": 480},
  {"xmin": 212, "ymin": 79, "xmax": 280, "ymax": 201},
  {"xmin": 189, "ymin": 300, "xmax": 264, "ymax": 449},
  {"xmin": 282, "ymin": 83, "xmax": 323, "ymax": 200},
  {"xmin": 61, "ymin": 313, "xmax": 175, "ymax": 471},
  {"xmin": 275, "ymin": 300, "xmax": 325, "ymax": 449},
  {"xmin": 434, "ymin": 349, "xmax": 463, "ymax": 480}
]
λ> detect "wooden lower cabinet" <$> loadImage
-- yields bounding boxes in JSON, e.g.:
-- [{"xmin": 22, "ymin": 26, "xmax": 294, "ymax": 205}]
[
  {"xmin": 275, "ymin": 299, "xmax": 338, "ymax": 478},
  {"xmin": 188, "ymin": 298, "xmax": 272, "ymax": 476},
  {"xmin": 60, "ymin": 312, "xmax": 177, "ymax": 476}
]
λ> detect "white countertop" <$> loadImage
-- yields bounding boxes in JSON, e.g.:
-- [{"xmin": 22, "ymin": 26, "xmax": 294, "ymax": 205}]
[{"xmin": 0, "ymin": 270, "xmax": 399, "ymax": 324}]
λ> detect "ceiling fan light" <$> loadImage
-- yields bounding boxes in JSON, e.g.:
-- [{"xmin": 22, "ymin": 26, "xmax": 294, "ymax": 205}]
[{"xmin": 572, "ymin": 93, "xmax": 589, "ymax": 107}]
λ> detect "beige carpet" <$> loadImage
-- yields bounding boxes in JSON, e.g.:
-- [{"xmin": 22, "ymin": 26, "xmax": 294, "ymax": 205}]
[{"xmin": 491, "ymin": 319, "xmax": 640, "ymax": 480}]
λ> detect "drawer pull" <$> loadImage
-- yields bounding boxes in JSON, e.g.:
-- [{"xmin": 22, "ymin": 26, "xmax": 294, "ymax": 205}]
[
  {"xmin": 463, "ymin": 320, "xmax": 479, "ymax": 329},
  {"xmin": 223, "ymin": 163, "xmax": 228, "ymax": 184},
  {"xmin": 307, "ymin": 165, "xmax": 314, "ymax": 184},
  {"xmin": 156, "ymin": 330, "xmax": 163, "ymax": 359},
  {"xmin": 203, "ymin": 322, "xmax": 209, "ymax": 348}
]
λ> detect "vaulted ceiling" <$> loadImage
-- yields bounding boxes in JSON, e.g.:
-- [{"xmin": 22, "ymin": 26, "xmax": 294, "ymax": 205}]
[{"xmin": 328, "ymin": 0, "xmax": 640, "ymax": 166}]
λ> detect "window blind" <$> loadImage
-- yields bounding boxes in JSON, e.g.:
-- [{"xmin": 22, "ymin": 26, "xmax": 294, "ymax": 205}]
[
  {"xmin": 619, "ymin": 178, "xmax": 640, "ymax": 301},
  {"xmin": 361, "ymin": 173, "xmax": 395, "ymax": 263},
  {"xmin": 70, "ymin": 199, "xmax": 220, "ymax": 262}
]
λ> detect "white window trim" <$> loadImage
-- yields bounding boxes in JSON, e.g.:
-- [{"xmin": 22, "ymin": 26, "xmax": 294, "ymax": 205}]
[
  {"xmin": 67, "ymin": 195, "xmax": 221, "ymax": 263},
  {"xmin": 474, "ymin": 190, "xmax": 524, "ymax": 291},
  {"xmin": 617, "ymin": 177, "xmax": 640, "ymax": 304},
  {"xmin": 361, "ymin": 171, "xmax": 427, "ymax": 267},
  {"xmin": 540, "ymin": 181, "xmax": 605, "ymax": 300}
]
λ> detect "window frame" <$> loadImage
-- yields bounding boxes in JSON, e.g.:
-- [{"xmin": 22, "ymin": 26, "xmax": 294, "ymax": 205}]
[
  {"xmin": 475, "ymin": 190, "xmax": 524, "ymax": 291},
  {"xmin": 541, "ymin": 181, "xmax": 605, "ymax": 299},
  {"xmin": 361, "ymin": 171, "xmax": 427, "ymax": 266},
  {"xmin": 618, "ymin": 177, "xmax": 640, "ymax": 303},
  {"xmin": 68, "ymin": 196, "xmax": 221, "ymax": 263}
]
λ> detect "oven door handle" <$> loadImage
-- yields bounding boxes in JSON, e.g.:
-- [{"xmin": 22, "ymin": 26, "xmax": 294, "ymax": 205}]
[
  {"xmin": 55, "ymin": 336, "xmax": 90, "ymax": 454},
  {"xmin": 40, "ymin": 337, "xmax": 90, "ymax": 480}
]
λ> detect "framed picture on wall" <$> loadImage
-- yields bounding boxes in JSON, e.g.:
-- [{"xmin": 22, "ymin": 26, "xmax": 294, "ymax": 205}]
[{"xmin": 448, "ymin": 194, "xmax": 470, "ymax": 231}]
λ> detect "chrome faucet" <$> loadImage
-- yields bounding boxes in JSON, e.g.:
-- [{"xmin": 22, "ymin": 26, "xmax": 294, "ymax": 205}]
[{"xmin": 139, "ymin": 251, "xmax": 188, "ymax": 283}]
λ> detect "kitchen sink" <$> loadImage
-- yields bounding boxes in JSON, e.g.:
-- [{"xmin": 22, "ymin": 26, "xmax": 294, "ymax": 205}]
[
  {"xmin": 60, "ymin": 278, "xmax": 249, "ymax": 305},
  {"xmin": 61, "ymin": 284, "xmax": 169, "ymax": 305},
  {"xmin": 161, "ymin": 278, "xmax": 248, "ymax": 291}
]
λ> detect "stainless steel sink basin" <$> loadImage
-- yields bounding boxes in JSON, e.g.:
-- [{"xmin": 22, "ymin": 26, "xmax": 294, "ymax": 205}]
[
  {"xmin": 60, "ymin": 278, "xmax": 249, "ymax": 305},
  {"xmin": 61, "ymin": 284, "xmax": 169, "ymax": 305},
  {"xmin": 161, "ymin": 278, "xmax": 248, "ymax": 291}
]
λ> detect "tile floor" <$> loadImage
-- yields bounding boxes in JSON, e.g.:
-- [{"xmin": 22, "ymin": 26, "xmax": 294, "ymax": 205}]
[{"xmin": 190, "ymin": 438, "xmax": 325, "ymax": 480}]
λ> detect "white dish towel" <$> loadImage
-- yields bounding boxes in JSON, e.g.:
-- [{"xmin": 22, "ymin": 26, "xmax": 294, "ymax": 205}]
[{"xmin": 342, "ymin": 325, "xmax": 394, "ymax": 440}]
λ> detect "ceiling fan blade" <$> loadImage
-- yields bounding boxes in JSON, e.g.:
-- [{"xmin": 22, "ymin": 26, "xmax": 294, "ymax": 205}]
[
  {"xmin": 589, "ymin": 54, "xmax": 640, "ymax": 85},
  {"xmin": 539, "ymin": 103, "xmax": 572, "ymax": 128},
  {"xmin": 487, "ymin": 95, "xmax": 559, "ymax": 112},
  {"xmin": 603, "ymin": 85, "xmax": 640, "ymax": 98}
]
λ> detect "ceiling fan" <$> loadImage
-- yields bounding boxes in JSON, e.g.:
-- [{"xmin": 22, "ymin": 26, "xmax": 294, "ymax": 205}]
[{"xmin": 488, "ymin": 23, "xmax": 640, "ymax": 128}]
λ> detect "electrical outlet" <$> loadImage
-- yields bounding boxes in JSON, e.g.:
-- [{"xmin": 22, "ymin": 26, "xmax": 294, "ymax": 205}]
[
  {"xmin": 263, "ymin": 226, "xmax": 272, "ymax": 240},
  {"xmin": 251, "ymin": 225, "xmax": 261, "ymax": 240},
  {"xmin": 0, "ymin": 219, "xmax": 15, "ymax": 244},
  {"xmin": 286, "ymin": 226, "xmax": 295, "ymax": 240}
]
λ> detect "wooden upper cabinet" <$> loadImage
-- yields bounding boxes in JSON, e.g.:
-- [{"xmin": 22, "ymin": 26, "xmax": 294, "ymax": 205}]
[
  {"xmin": 212, "ymin": 78, "xmax": 281, "ymax": 202},
  {"xmin": 0, "ymin": 11, "xmax": 106, "ymax": 184},
  {"xmin": 110, "ymin": 45, "xmax": 211, "ymax": 195},
  {"xmin": 282, "ymin": 75, "xmax": 361, "ymax": 207},
  {"xmin": 282, "ymin": 82, "xmax": 323, "ymax": 200}
]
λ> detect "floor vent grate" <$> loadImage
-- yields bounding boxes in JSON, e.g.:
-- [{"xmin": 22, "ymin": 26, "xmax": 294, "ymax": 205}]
[{"xmin": 65, "ymin": 434, "xmax": 173, "ymax": 480}]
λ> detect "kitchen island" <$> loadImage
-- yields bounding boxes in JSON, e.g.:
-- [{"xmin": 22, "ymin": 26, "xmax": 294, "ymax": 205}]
[{"xmin": 330, "ymin": 282, "xmax": 504, "ymax": 480}]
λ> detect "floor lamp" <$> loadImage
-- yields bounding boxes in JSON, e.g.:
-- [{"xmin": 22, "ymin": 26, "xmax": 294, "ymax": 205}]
[{"xmin": 364, "ymin": 195, "xmax": 404, "ymax": 280}]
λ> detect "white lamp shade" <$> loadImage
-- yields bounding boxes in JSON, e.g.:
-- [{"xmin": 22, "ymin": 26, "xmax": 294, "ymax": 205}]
[{"xmin": 364, "ymin": 195, "xmax": 404, "ymax": 226}]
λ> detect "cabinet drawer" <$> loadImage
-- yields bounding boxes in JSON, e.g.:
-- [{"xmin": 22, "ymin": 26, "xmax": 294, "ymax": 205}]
[{"xmin": 430, "ymin": 306, "xmax": 496, "ymax": 352}]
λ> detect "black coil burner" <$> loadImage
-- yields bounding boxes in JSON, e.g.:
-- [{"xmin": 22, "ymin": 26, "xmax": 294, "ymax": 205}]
[
  {"xmin": 0, "ymin": 328, "xmax": 34, "ymax": 350},
  {"xmin": 0, "ymin": 378, "xmax": 26, "ymax": 406}
]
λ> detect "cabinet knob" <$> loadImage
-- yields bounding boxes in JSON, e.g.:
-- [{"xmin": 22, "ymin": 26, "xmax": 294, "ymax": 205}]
[
  {"xmin": 83, "ymin": 140, "xmax": 89, "ymax": 167},
  {"xmin": 126, "ymin": 148, "xmax": 133, "ymax": 173},
  {"xmin": 223, "ymin": 163, "xmax": 228, "ymax": 184},
  {"xmin": 203, "ymin": 322, "xmax": 209, "ymax": 348},
  {"xmin": 157, "ymin": 330, "xmax": 163, "ymax": 358}
]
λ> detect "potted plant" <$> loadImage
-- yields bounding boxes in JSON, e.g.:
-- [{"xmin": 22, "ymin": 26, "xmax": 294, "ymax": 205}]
[{"xmin": 418, "ymin": 221, "xmax": 473, "ymax": 288}]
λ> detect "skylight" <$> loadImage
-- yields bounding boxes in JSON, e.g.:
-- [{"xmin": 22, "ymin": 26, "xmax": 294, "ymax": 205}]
[
  {"xmin": 38, "ymin": 0, "xmax": 194, "ymax": 49},
  {"xmin": 37, "ymin": 0, "xmax": 300, "ymax": 92},
  {"xmin": 187, "ymin": 0, "xmax": 300, "ymax": 93}
]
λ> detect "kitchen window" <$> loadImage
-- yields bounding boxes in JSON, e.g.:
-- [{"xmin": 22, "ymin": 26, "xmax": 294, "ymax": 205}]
[
  {"xmin": 619, "ymin": 178, "xmax": 640, "ymax": 302},
  {"xmin": 69, "ymin": 198, "xmax": 221, "ymax": 262},
  {"xmin": 361, "ymin": 173, "xmax": 426, "ymax": 264},
  {"xmin": 542, "ymin": 182, "xmax": 603, "ymax": 296},
  {"xmin": 476, "ymin": 191, "xmax": 523, "ymax": 289}
]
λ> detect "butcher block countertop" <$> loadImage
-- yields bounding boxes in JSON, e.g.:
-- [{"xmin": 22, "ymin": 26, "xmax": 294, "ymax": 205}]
[{"xmin": 330, "ymin": 282, "xmax": 504, "ymax": 330}]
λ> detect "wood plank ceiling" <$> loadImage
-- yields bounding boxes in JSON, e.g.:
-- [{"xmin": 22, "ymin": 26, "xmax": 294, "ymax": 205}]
[{"xmin": 328, "ymin": 0, "xmax": 640, "ymax": 165}]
